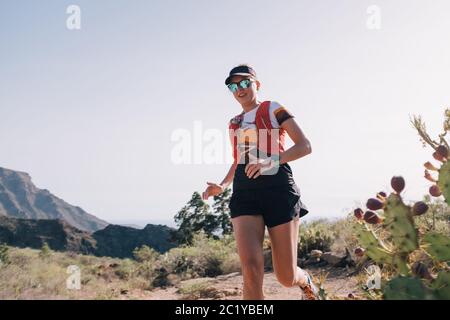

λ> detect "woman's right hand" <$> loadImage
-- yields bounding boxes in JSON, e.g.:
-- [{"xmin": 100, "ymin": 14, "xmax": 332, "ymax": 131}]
[{"xmin": 202, "ymin": 182, "xmax": 224, "ymax": 200}]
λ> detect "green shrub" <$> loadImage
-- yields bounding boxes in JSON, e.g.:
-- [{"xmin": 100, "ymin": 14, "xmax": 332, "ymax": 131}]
[
  {"xmin": 114, "ymin": 259, "xmax": 136, "ymax": 280},
  {"xmin": 0, "ymin": 243, "xmax": 10, "ymax": 266},
  {"xmin": 329, "ymin": 216, "xmax": 361, "ymax": 255},
  {"xmin": 39, "ymin": 242, "xmax": 52, "ymax": 259},
  {"xmin": 298, "ymin": 219, "xmax": 336, "ymax": 256},
  {"xmin": 162, "ymin": 232, "xmax": 239, "ymax": 279},
  {"xmin": 133, "ymin": 245, "xmax": 160, "ymax": 263},
  {"xmin": 178, "ymin": 280, "xmax": 220, "ymax": 299}
]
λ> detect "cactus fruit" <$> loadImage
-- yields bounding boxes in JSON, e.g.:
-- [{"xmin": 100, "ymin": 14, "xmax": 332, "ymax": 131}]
[
  {"xmin": 433, "ymin": 145, "xmax": 448, "ymax": 163},
  {"xmin": 354, "ymin": 208, "xmax": 363, "ymax": 220},
  {"xmin": 424, "ymin": 170, "xmax": 437, "ymax": 183},
  {"xmin": 412, "ymin": 201, "xmax": 429, "ymax": 216},
  {"xmin": 429, "ymin": 185, "xmax": 442, "ymax": 197},
  {"xmin": 411, "ymin": 261, "xmax": 434, "ymax": 280},
  {"xmin": 383, "ymin": 193, "xmax": 419, "ymax": 254},
  {"xmin": 354, "ymin": 247, "xmax": 365, "ymax": 257},
  {"xmin": 391, "ymin": 176, "xmax": 405, "ymax": 194},
  {"xmin": 433, "ymin": 151, "xmax": 446, "ymax": 163},
  {"xmin": 376, "ymin": 191, "xmax": 387, "ymax": 202},
  {"xmin": 364, "ymin": 211, "xmax": 382, "ymax": 224},
  {"xmin": 436, "ymin": 145, "xmax": 449, "ymax": 159},
  {"xmin": 422, "ymin": 232, "xmax": 450, "ymax": 262},
  {"xmin": 424, "ymin": 162, "xmax": 438, "ymax": 171},
  {"xmin": 423, "ymin": 146, "xmax": 450, "ymax": 204},
  {"xmin": 367, "ymin": 198, "xmax": 384, "ymax": 211}
]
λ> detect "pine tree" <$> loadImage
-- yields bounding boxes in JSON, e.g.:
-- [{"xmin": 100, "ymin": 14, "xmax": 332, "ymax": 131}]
[
  {"xmin": 212, "ymin": 187, "xmax": 233, "ymax": 236},
  {"xmin": 173, "ymin": 189, "xmax": 233, "ymax": 245},
  {"xmin": 174, "ymin": 192, "xmax": 211, "ymax": 245}
]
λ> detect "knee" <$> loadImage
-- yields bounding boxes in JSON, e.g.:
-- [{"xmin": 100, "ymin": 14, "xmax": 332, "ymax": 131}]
[
  {"xmin": 241, "ymin": 257, "xmax": 264, "ymax": 276},
  {"xmin": 275, "ymin": 270, "xmax": 296, "ymax": 288}
]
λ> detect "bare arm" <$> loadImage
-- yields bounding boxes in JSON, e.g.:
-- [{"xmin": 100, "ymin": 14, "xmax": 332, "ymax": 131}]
[
  {"xmin": 219, "ymin": 161, "xmax": 237, "ymax": 188},
  {"xmin": 279, "ymin": 118, "xmax": 312, "ymax": 164},
  {"xmin": 245, "ymin": 117, "xmax": 312, "ymax": 179},
  {"xmin": 202, "ymin": 123, "xmax": 241, "ymax": 200},
  {"xmin": 202, "ymin": 161, "xmax": 237, "ymax": 200}
]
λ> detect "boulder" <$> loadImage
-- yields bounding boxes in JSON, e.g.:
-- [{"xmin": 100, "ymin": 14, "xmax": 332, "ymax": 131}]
[
  {"xmin": 322, "ymin": 248, "xmax": 355, "ymax": 267},
  {"xmin": 310, "ymin": 250, "xmax": 323, "ymax": 258}
]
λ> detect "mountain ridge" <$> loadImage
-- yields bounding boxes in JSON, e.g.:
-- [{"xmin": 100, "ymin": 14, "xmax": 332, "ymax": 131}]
[
  {"xmin": 0, "ymin": 215, "xmax": 178, "ymax": 257},
  {"xmin": 0, "ymin": 166, "xmax": 178, "ymax": 257},
  {"xmin": 0, "ymin": 166, "xmax": 108, "ymax": 232}
]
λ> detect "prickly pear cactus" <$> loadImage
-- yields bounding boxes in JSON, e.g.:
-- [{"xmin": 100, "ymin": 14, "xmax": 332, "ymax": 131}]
[
  {"xmin": 437, "ymin": 160, "xmax": 450, "ymax": 205},
  {"xmin": 353, "ymin": 174, "xmax": 450, "ymax": 298},
  {"xmin": 383, "ymin": 193, "xmax": 419, "ymax": 254},
  {"xmin": 423, "ymin": 232, "xmax": 450, "ymax": 262},
  {"xmin": 383, "ymin": 276, "xmax": 429, "ymax": 300},
  {"xmin": 383, "ymin": 271, "xmax": 450, "ymax": 300},
  {"xmin": 413, "ymin": 110, "xmax": 450, "ymax": 204},
  {"xmin": 352, "ymin": 110, "xmax": 450, "ymax": 300}
]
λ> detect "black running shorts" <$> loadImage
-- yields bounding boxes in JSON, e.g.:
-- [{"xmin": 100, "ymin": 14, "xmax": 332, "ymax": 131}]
[{"xmin": 229, "ymin": 183, "xmax": 309, "ymax": 228}]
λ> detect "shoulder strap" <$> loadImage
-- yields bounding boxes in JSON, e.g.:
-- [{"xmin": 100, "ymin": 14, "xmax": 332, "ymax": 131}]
[
  {"xmin": 228, "ymin": 112, "xmax": 244, "ymax": 163},
  {"xmin": 228, "ymin": 112, "xmax": 244, "ymax": 130},
  {"xmin": 255, "ymin": 101, "xmax": 272, "ymax": 130}
]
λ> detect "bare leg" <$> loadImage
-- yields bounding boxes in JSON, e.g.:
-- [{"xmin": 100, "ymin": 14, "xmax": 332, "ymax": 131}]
[
  {"xmin": 268, "ymin": 216, "xmax": 308, "ymax": 288},
  {"xmin": 231, "ymin": 215, "xmax": 266, "ymax": 300}
]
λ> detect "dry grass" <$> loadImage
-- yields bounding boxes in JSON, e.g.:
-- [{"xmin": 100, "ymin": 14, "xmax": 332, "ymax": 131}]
[
  {"xmin": 0, "ymin": 247, "xmax": 152, "ymax": 299},
  {"xmin": 0, "ymin": 233, "xmax": 242, "ymax": 299}
]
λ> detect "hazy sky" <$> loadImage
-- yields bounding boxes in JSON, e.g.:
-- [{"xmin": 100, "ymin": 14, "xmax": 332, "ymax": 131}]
[{"xmin": 1, "ymin": 1, "xmax": 448, "ymax": 227}]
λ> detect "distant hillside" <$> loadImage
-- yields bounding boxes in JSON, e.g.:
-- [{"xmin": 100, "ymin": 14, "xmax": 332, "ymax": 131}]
[
  {"xmin": 0, "ymin": 215, "xmax": 96, "ymax": 254},
  {"xmin": 0, "ymin": 216, "xmax": 178, "ymax": 258},
  {"xmin": 0, "ymin": 167, "xmax": 108, "ymax": 232},
  {"xmin": 93, "ymin": 224, "xmax": 178, "ymax": 258}
]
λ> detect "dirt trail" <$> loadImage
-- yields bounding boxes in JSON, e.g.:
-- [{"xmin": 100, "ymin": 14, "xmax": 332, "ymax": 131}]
[{"xmin": 128, "ymin": 266, "xmax": 364, "ymax": 300}]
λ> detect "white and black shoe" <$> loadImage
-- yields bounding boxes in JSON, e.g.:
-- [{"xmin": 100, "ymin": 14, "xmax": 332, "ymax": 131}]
[{"xmin": 300, "ymin": 271, "xmax": 320, "ymax": 300}]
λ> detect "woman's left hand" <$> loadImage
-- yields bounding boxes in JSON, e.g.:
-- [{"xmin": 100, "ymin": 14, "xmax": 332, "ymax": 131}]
[{"xmin": 245, "ymin": 159, "xmax": 273, "ymax": 179}]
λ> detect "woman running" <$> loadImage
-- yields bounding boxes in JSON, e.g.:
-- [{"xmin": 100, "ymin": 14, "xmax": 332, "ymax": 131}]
[{"xmin": 202, "ymin": 64, "xmax": 319, "ymax": 300}]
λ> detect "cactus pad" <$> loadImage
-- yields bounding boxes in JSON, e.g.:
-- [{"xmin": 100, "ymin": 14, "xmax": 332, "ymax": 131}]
[
  {"xmin": 383, "ymin": 193, "xmax": 418, "ymax": 254},
  {"xmin": 438, "ymin": 160, "xmax": 450, "ymax": 205},
  {"xmin": 353, "ymin": 223, "xmax": 393, "ymax": 264},
  {"xmin": 392, "ymin": 254, "xmax": 410, "ymax": 276},
  {"xmin": 383, "ymin": 276, "xmax": 428, "ymax": 300},
  {"xmin": 423, "ymin": 232, "xmax": 450, "ymax": 262},
  {"xmin": 430, "ymin": 271, "xmax": 450, "ymax": 300}
]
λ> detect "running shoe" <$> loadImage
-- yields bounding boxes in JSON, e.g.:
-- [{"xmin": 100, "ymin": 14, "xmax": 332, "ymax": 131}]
[{"xmin": 300, "ymin": 271, "xmax": 320, "ymax": 300}]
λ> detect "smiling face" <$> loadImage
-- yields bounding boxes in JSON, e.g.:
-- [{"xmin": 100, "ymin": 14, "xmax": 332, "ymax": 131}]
[{"xmin": 229, "ymin": 75, "xmax": 260, "ymax": 106}]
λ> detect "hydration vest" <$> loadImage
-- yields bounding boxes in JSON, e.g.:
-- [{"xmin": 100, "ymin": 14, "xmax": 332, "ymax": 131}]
[{"xmin": 228, "ymin": 101, "xmax": 286, "ymax": 164}]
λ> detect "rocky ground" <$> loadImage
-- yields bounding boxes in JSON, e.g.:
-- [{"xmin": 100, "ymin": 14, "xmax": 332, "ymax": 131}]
[{"xmin": 125, "ymin": 266, "xmax": 365, "ymax": 300}]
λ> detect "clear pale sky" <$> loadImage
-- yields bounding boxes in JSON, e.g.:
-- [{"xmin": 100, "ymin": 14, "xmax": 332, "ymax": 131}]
[{"xmin": 1, "ymin": 1, "xmax": 448, "ymax": 227}]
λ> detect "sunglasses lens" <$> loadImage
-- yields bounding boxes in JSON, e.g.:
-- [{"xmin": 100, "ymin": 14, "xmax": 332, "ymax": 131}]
[
  {"xmin": 228, "ymin": 84, "xmax": 238, "ymax": 93},
  {"xmin": 240, "ymin": 79, "xmax": 251, "ymax": 89}
]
